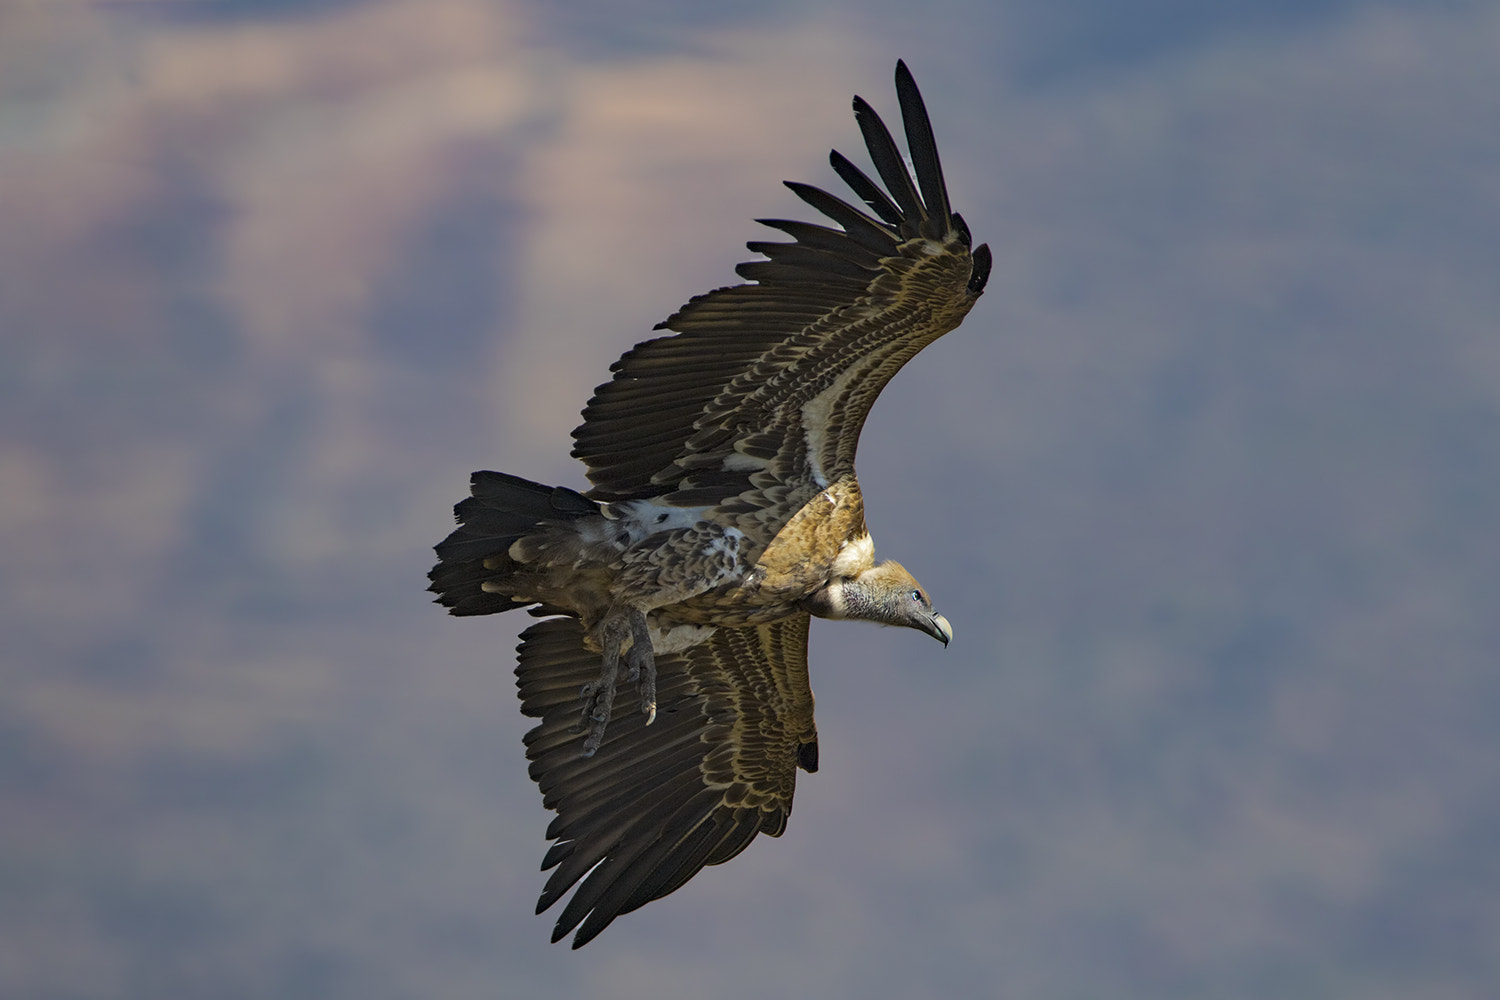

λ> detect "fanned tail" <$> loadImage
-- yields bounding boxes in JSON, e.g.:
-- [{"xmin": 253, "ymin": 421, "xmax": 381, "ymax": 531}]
[{"xmin": 428, "ymin": 471, "xmax": 598, "ymax": 616}]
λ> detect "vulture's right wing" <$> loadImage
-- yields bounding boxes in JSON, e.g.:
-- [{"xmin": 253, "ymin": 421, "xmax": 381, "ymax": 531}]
[{"xmin": 516, "ymin": 614, "xmax": 819, "ymax": 948}]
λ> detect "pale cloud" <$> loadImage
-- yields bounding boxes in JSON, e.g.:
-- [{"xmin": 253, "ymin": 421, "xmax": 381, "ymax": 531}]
[
  {"xmin": 1, "ymin": 0, "xmax": 547, "ymax": 662},
  {"xmin": 3, "ymin": 2, "xmax": 1498, "ymax": 997},
  {"xmin": 494, "ymin": 30, "xmax": 882, "ymax": 468},
  {"xmin": 3, "ymin": 0, "xmax": 538, "ymax": 361},
  {"xmin": 136, "ymin": 0, "xmax": 540, "ymax": 361}
]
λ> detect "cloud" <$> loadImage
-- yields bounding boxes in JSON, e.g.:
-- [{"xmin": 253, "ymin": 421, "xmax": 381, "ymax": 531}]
[
  {"xmin": 3, "ymin": 2, "xmax": 1499, "ymax": 997},
  {"xmin": 492, "ymin": 30, "xmax": 883, "ymax": 467}
]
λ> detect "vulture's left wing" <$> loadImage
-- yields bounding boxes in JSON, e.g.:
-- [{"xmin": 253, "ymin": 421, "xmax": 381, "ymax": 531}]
[
  {"xmin": 573, "ymin": 61, "xmax": 990, "ymax": 511},
  {"xmin": 517, "ymin": 614, "xmax": 818, "ymax": 948}
]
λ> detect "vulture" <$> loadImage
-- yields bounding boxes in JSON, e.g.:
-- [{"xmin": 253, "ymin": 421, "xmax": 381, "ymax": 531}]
[{"xmin": 429, "ymin": 61, "xmax": 990, "ymax": 947}]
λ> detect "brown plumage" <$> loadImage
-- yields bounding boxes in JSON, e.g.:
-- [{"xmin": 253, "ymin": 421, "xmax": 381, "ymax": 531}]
[{"xmin": 429, "ymin": 61, "xmax": 989, "ymax": 947}]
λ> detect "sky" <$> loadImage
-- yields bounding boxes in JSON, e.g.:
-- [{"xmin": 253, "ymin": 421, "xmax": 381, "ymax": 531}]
[{"xmin": 3, "ymin": 1, "xmax": 1498, "ymax": 997}]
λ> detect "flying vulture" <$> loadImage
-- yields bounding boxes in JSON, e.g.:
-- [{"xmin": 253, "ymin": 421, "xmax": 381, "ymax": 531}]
[{"xmin": 429, "ymin": 61, "xmax": 990, "ymax": 947}]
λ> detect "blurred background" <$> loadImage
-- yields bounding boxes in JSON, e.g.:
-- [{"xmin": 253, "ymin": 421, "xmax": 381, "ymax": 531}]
[{"xmin": 4, "ymin": 1, "xmax": 1498, "ymax": 997}]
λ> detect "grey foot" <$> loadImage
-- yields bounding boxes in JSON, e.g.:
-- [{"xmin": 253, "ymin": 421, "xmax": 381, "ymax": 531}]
[{"xmin": 577, "ymin": 608, "xmax": 657, "ymax": 757}]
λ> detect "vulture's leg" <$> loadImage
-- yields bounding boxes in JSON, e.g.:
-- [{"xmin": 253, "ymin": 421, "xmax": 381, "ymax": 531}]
[
  {"xmin": 622, "ymin": 611, "xmax": 657, "ymax": 725},
  {"xmin": 577, "ymin": 608, "xmax": 655, "ymax": 757},
  {"xmin": 575, "ymin": 617, "xmax": 624, "ymax": 757}
]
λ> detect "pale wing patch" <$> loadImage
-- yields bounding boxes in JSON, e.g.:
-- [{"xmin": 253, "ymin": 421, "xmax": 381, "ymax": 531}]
[
  {"xmin": 799, "ymin": 364, "xmax": 864, "ymax": 488},
  {"xmin": 722, "ymin": 450, "xmax": 770, "ymax": 472}
]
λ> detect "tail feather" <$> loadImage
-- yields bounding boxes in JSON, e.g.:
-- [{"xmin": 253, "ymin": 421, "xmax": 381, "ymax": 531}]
[{"xmin": 429, "ymin": 471, "xmax": 599, "ymax": 617}]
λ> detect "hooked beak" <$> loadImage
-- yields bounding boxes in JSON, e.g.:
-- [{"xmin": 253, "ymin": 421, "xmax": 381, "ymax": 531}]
[{"xmin": 919, "ymin": 611, "xmax": 952, "ymax": 647}]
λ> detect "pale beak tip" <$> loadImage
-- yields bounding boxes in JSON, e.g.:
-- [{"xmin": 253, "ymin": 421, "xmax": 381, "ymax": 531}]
[{"xmin": 930, "ymin": 612, "xmax": 952, "ymax": 647}]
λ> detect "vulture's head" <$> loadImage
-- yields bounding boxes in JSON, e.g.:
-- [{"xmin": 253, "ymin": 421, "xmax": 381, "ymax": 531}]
[{"xmin": 804, "ymin": 560, "xmax": 951, "ymax": 645}]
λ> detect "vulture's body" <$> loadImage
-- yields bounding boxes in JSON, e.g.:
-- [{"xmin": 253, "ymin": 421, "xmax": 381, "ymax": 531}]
[{"xmin": 429, "ymin": 62, "xmax": 989, "ymax": 947}]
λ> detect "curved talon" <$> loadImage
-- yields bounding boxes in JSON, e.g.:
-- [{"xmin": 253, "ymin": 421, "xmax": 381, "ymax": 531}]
[
  {"xmin": 636, "ymin": 661, "xmax": 657, "ymax": 724},
  {"xmin": 623, "ymin": 614, "xmax": 658, "ymax": 726}
]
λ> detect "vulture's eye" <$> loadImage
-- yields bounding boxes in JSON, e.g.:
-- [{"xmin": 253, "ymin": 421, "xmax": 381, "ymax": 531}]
[{"xmin": 911, "ymin": 589, "xmax": 923, "ymax": 603}]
